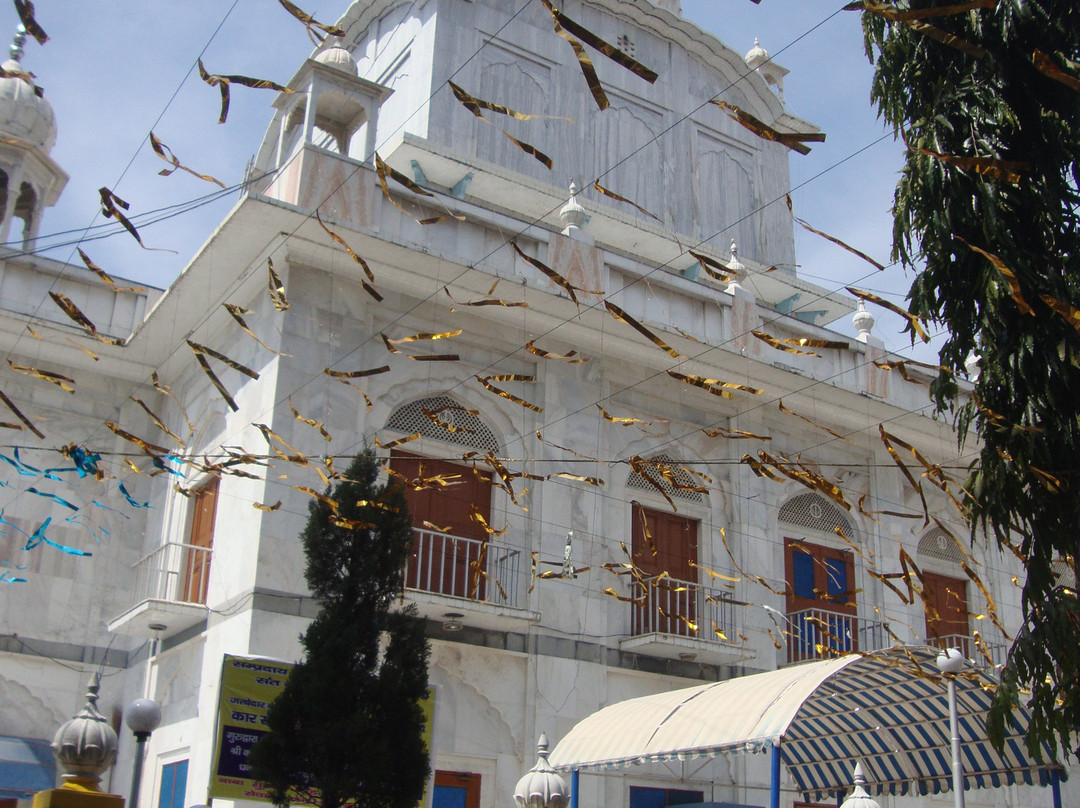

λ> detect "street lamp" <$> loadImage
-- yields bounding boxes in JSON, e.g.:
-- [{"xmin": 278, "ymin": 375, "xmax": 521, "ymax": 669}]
[
  {"xmin": 936, "ymin": 647, "xmax": 966, "ymax": 808},
  {"xmin": 125, "ymin": 697, "xmax": 162, "ymax": 808}
]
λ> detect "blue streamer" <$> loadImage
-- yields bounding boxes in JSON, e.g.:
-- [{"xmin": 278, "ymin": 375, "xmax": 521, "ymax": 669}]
[
  {"xmin": 0, "ymin": 452, "xmax": 38, "ymax": 477},
  {"xmin": 22, "ymin": 517, "xmax": 48, "ymax": 550},
  {"xmin": 63, "ymin": 445, "xmax": 102, "ymax": 478},
  {"xmin": 118, "ymin": 481, "xmax": 151, "ymax": 509},
  {"xmin": 0, "ymin": 572, "xmax": 26, "ymax": 583},
  {"xmin": 27, "ymin": 487, "xmax": 79, "ymax": 511},
  {"xmin": 152, "ymin": 455, "xmax": 185, "ymax": 478},
  {"xmin": 13, "ymin": 448, "xmax": 61, "ymax": 480},
  {"xmin": 91, "ymin": 500, "xmax": 130, "ymax": 519},
  {"xmin": 0, "ymin": 509, "xmax": 30, "ymax": 539},
  {"xmin": 23, "ymin": 517, "xmax": 92, "ymax": 556},
  {"xmin": 65, "ymin": 514, "xmax": 106, "ymax": 544}
]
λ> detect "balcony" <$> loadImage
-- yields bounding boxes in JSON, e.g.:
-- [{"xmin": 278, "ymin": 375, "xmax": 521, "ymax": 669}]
[
  {"xmin": 785, "ymin": 607, "xmax": 889, "ymax": 665},
  {"xmin": 403, "ymin": 528, "xmax": 539, "ymax": 630},
  {"xmin": 107, "ymin": 542, "xmax": 211, "ymax": 637},
  {"xmin": 926, "ymin": 632, "xmax": 1008, "ymax": 669},
  {"xmin": 620, "ymin": 575, "xmax": 756, "ymax": 666}
]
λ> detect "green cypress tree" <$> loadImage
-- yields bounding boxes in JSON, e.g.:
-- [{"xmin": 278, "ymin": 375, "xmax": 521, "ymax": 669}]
[
  {"xmin": 862, "ymin": 1, "xmax": 1080, "ymax": 758},
  {"xmin": 250, "ymin": 450, "xmax": 430, "ymax": 808}
]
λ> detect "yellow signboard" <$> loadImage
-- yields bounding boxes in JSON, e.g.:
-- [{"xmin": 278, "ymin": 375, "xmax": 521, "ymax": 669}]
[
  {"xmin": 208, "ymin": 653, "xmax": 436, "ymax": 804},
  {"xmin": 208, "ymin": 653, "xmax": 293, "ymax": 802}
]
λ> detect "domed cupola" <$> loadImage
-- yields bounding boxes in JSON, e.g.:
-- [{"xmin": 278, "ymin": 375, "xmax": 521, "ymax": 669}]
[
  {"xmin": 0, "ymin": 33, "xmax": 55, "ymax": 150},
  {"xmin": 0, "ymin": 24, "xmax": 67, "ymax": 250}
]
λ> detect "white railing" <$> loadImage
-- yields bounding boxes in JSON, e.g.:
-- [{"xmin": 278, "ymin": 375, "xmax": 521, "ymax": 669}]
[
  {"xmin": 786, "ymin": 607, "xmax": 888, "ymax": 664},
  {"xmin": 131, "ymin": 542, "xmax": 212, "ymax": 606},
  {"xmin": 631, "ymin": 575, "xmax": 741, "ymax": 644},
  {"xmin": 926, "ymin": 632, "xmax": 1007, "ymax": 668},
  {"xmin": 404, "ymin": 528, "xmax": 523, "ymax": 608}
]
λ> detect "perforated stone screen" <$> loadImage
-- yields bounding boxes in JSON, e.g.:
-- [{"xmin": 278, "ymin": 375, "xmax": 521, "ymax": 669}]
[
  {"xmin": 777, "ymin": 492, "xmax": 854, "ymax": 539},
  {"xmin": 917, "ymin": 527, "xmax": 967, "ymax": 564},
  {"xmin": 626, "ymin": 454, "xmax": 704, "ymax": 503},
  {"xmin": 385, "ymin": 396, "xmax": 499, "ymax": 452},
  {"xmin": 1052, "ymin": 559, "xmax": 1077, "ymax": 589}
]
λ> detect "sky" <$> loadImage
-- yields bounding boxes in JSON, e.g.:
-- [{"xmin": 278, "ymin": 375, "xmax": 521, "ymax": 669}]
[{"xmin": 9, "ymin": 0, "xmax": 940, "ymax": 362}]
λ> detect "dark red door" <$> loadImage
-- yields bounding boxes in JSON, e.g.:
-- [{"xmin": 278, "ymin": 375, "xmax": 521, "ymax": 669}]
[
  {"xmin": 391, "ymin": 451, "xmax": 492, "ymax": 599},
  {"xmin": 923, "ymin": 571, "xmax": 969, "ymax": 646},
  {"xmin": 631, "ymin": 503, "xmax": 698, "ymax": 636}
]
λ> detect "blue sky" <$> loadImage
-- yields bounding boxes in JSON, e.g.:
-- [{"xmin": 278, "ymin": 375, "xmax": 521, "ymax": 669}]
[{"xmin": 11, "ymin": 0, "xmax": 938, "ymax": 360}]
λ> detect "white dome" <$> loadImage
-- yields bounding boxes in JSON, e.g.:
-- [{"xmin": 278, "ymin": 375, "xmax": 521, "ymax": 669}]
[
  {"xmin": 745, "ymin": 37, "xmax": 770, "ymax": 69},
  {"xmin": 0, "ymin": 58, "xmax": 55, "ymax": 150},
  {"xmin": 514, "ymin": 735, "xmax": 569, "ymax": 808},
  {"xmin": 315, "ymin": 45, "xmax": 357, "ymax": 75}
]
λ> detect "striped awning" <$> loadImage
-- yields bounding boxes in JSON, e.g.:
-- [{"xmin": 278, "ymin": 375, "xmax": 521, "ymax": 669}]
[{"xmin": 547, "ymin": 647, "xmax": 1061, "ymax": 800}]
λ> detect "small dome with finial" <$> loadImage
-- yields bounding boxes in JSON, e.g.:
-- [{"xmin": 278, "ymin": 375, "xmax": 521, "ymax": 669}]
[
  {"xmin": 559, "ymin": 179, "xmax": 586, "ymax": 234},
  {"xmin": 839, "ymin": 762, "xmax": 881, "ymax": 808},
  {"xmin": 728, "ymin": 240, "xmax": 745, "ymax": 273},
  {"xmin": 0, "ymin": 24, "xmax": 56, "ymax": 151},
  {"xmin": 514, "ymin": 734, "xmax": 569, "ymax": 808},
  {"xmin": 745, "ymin": 38, "xmax": 770, "ymax": 69},
  {"xmin": 50, "ymin": 673, "xmax": 118, "ymax": 785},
  {"xmin": 315, "ymin": 41, "xmax": 358, "ymax": 74}
]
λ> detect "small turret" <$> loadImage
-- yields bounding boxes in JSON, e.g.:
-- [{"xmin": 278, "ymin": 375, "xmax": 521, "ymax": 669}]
[{"xmin": 0, "ymin": 23, "xmax": 67, "ymax": 250}]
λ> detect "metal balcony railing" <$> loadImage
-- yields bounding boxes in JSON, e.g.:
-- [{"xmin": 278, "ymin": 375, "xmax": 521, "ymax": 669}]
[
  {"xmin": 404, "ymin": 528, "xmax": 523, "ymax": 608},
  {"xmin": 631, "ymin": 575, "xmax": 741, "ymax": 644},
  {"xmin": 926, "ymin": 632, "xmax": 1008, "ymax": 668},
  {"xmin": 786, "ymin": 607, "xmax": 888, "ymax": 664},
  {"xmin": 131, "ymin": 541, "xmax": 212, "ymax": 606}
]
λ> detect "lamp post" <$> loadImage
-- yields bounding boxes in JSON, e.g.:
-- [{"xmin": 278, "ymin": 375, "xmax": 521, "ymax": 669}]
[
  {"xmin": 125, "ymin": 697, "xmax": 161, "ymax": 808},
  {"xmin": 936, "ymin": 647, "xmax": 966, "ymax": 808}
]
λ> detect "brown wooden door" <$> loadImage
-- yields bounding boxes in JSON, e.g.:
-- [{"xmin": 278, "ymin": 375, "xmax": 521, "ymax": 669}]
[
  {"xmin": 391, "ymin": 451, "xmax": 492, "ymax": 599},
  {"xmin": 923, "ymin": 570, "xmax": 969, "ymax": 644},
  {"xmin": 785, "ymin": 539, "xmax": 856, "ymax": 660},
  {"xmin": 631, "ymin": 503, "xmax": 698, "ymax": 636},
  {"xmin": 182, "ymin": 477, "xmax": 218, "ymax": 603}
]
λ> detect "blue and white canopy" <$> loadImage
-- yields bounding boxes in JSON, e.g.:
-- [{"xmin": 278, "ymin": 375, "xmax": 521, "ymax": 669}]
[{"xmin": 547, "ymin": 647, "xmax": 1061, "ymax": 801}]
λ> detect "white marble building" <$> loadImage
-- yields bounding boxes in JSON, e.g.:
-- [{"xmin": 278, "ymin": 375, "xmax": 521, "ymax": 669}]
[{"xmin": 0, "ymin": 2, "xmax": 1069, "ymax": 808}]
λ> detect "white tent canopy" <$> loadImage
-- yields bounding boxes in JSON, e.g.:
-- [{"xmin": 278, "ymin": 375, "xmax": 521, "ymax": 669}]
[{"xmin": 548, "ymin": 647, "xmax": 1062, "ymax": 801}]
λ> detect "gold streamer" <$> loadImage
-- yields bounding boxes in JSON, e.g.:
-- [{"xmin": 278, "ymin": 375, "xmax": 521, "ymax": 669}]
[
  {"xmin": 187, "ymin": 341, "xmax": 259, "ymax": 379},
  {"xmin": 525, "ymin": 341, "xmax": 587, "ymax": 363},
  {"xmin": 324, "ymin": 365, "xmax": 390, "ymax": 379},
  {"xmin": 787, "ymin": 195, "xmax": 884, "ymax": 270},
  {"xmin": 604, "ymin": 301, "xmax": 682, "ymax": 358},
  {"xmin": 476, "ymin": 375, "xmax": 543, "ymax": 412},
  {"xmin": 847, "ymin": 287, "xmax": 931, "ymax": 343},
  {"xmin": 289, "ymin": 398, "xmax": 332, "ymax": 442},
  {"xmin": 511, "ymin": 241, "xmax": 601, "ymax": 304},
  {"xmin": 778, "ymin": 399, "xmax": 853, "ymax": 444},
  {"xmin": 198, "ymin": 58, "xmax": 293, "ymax": 125},
  {"xmin": 149, "ymin": 132, "xmax": 226, "ymax": 188},
  {"xmin": 0, "ymin": 388, "xmax": 43, "ymax": 439},
  {"xmin": 593, "ymin": 180, "xmax": 661, "ymax": 222},
  {"xmin": 711, "ymin": 100, "xmax": 825, "ymax": 155},
  {"xmin": 268, "ymin": 258, "xmax": 290, "ymax": 311},
  {"xmin": 77, "ymin": 249, "xmax": 146, "ymax": 293},
  {"xmin": 130, "ymin": 397, "xmax": 185, "ymax": 448},
  {"xmin": 314, "ymin": 210, "xmax": 383, "ymax": 301},
  {"xmin": 668, "ymin": 371, "xmax": 762, "ymax": 398},
  {"xmin": 8, "ymin": 361, "xmax": 75, "ymax": 393},
  {"xmin": 104, "ymin": 421, "xmax": 171, "ymax": 456}
]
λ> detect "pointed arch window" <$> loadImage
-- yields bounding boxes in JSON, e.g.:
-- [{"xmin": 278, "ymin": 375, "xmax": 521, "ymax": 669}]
[
  {"xmin": 386, "ymin": 397, "xmax": 512, "ymax": 604},
  {"xmin": 779, "ymin": 494, "xmax": 858, "ymax": 663}
]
